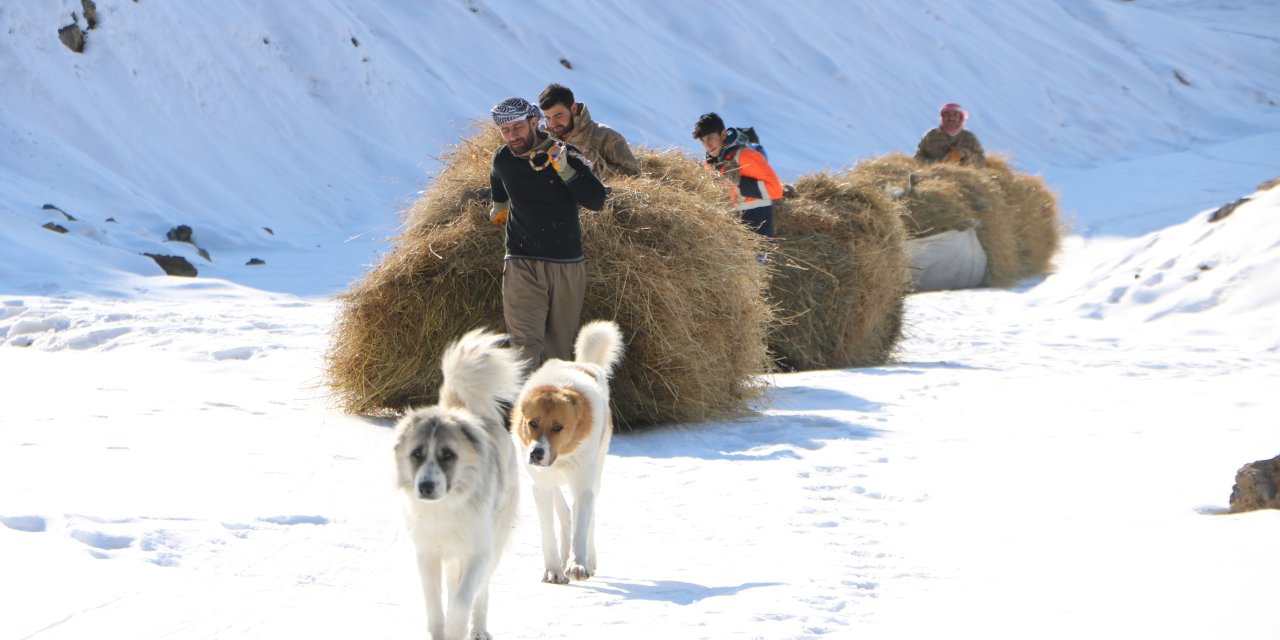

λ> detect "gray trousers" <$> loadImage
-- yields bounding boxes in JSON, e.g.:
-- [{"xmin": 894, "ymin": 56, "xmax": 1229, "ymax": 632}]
[{"xmin": 502, "ymin": 258, "xmax": 585, "ymax": 372}]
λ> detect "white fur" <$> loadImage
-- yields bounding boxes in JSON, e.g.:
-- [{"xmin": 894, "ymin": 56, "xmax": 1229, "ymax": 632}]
[
  {"xmin": 393, "ymin": 329, "xmax": 521, "ymax": 640},
  {"xmin": 515, "ymin": 320, "xmax": 624, "ymax": 584}
]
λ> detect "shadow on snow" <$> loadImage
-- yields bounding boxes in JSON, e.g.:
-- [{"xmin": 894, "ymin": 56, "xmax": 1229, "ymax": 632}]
[
  {"xmin": 612, "ymin": 413, "xmax": 881, "ymax": 461},
  {"xmin": 580, "ymin": 577, "xmax": 783, "ymax": 605}
]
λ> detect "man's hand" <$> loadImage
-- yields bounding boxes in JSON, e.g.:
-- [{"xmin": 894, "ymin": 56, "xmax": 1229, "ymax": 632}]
[
  {"xmin": 490, "ymin": 200, "xmax": 509, "ymax": 226},
  {"xmin": 548, "ymin": 141, "xmax": 577, "ymax": 182}
]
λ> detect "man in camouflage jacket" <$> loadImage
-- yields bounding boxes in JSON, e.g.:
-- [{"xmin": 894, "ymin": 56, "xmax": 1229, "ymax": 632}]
[
  {"xmin": 915, "ymin": 102, "xmax": 986, "ymax": 167},
  {"xmin": 539, "ymin": 83, "xmax": 640, "ymax": 179}
]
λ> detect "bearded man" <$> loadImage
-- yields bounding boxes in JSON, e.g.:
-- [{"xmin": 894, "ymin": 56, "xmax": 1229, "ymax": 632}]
[
  {"xmin": 539, "ymin": 83, "xmax": 640, "ymax": 179},
  {"xmin": 488, "ymin": 96, "xmax": 606, "ymax": 369}
]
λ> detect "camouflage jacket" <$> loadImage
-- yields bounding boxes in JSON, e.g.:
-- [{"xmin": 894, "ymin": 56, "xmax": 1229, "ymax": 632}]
[
  {"xmin": 914, "ymin": 127, "xmax": 986, "ymax": 167},
  {"xmin": 546, "ymin": 103, "xmax": 640, "ymax": 179}
]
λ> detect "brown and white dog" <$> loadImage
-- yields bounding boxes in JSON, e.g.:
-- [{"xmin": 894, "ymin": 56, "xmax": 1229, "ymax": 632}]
[{"xmin": 511, "ymin": 320, "xmax": 624, "ymax": 584}]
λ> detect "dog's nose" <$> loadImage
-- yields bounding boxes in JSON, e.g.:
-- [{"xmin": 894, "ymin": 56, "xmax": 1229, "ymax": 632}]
[
  {"xmin": 418, "ymin": 480, "xmax": 436, "ymax": 498},
  {"xmin": 529, "ymin": 447, "xmax": 545, "ymax": 465}
]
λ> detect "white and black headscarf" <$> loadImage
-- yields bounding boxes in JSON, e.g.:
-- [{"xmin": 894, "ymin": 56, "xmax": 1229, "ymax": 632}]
[{"xmin": 490, "ymin": 97, "xmax": 541, "ymax": 125}]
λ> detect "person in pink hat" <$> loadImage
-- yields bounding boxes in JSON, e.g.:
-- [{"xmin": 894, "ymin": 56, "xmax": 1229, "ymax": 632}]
[{"xmin": 914, "ymin": 102, "xmax": 987, "ymax": 167}]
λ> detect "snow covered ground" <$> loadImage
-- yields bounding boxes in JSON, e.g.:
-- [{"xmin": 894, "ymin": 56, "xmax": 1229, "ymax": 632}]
[{"xmin": 2, "ymin": 1, "xmax": 1278, "ymax": 638}]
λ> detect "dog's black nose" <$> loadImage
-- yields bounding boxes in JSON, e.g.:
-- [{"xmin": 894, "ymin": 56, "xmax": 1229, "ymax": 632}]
[
  {"xmin": 529, "ymin": 447, "xmax": 545, "ymax": 464},
  {"xmin": 418, "ymin": 480, "xmax": 436, "ymax": 497}
]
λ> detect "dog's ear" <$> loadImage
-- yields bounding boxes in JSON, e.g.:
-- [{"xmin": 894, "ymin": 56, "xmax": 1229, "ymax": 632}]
[{"xmin": 575, "ymin": 395, "xmax": 594, "ymax": 434}]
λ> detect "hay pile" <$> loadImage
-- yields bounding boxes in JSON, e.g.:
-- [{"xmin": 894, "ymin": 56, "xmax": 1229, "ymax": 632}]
[
  {"xmin": 325, "ymin": 125, "xmax": 773, "ymax": 429},
  {"xmin": 985, "ymin": 156, "xmax": 1062, "ymax": 283},
  {"xmin": 850, "ymin": 153, "xmax": 1062, "ymax": 287},
  {"xmin": 768, "ymin": 171, "xmax": 911, "ymax": 371}
]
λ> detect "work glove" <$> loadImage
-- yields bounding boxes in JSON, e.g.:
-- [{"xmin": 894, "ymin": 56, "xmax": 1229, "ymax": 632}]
[
  {"xmin": 490, "ymin": 200, "xmax": 509, "ymax": 226},
  {"xmin": 547, "ymin": 141, "xmax": 577, "ymax": 182}
]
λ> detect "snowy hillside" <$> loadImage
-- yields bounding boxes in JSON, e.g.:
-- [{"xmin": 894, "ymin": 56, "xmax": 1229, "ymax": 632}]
[{"xmin": 2, "ymin": 1, "xmax": 1279, "ymax": 639}]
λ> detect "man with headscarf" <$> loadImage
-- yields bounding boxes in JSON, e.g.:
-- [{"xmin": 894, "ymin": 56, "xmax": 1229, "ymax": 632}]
[
  {"xmin": 488, "ymin": 96, "xmax": 607, "ymax": 369},
  {"xmin": 539, "ymin": 83, "xmax": 640, "ymax": 179},
  {"xmin": 914, "ymin": 102, "xmax": 987, "ymax": 167}
]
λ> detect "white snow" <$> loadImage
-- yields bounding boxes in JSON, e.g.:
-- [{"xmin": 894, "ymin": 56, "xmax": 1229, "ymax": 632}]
[{"xmin": 2, "ymin": 1, "xmax": 1278, "ymax": 638}]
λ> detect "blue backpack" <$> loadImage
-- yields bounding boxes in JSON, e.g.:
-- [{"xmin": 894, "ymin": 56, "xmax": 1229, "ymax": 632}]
[{"xmin": 725, "ymin": 126, "xmax": 767, "ymax": 160}]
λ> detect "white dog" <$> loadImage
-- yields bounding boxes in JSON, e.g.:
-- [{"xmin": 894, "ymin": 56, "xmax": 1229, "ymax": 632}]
[
  {"xmin": 393, "ymin": 329, "xmax": 522, "ymax": 640},
  {"xmin": 511, "ymin": 320, "xmax": 624, "ymax": 584}
]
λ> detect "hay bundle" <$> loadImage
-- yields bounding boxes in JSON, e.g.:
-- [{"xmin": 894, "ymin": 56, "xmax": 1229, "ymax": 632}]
[
  {"xmin": 850, "ymin": 153, "xmax": 1061, "ymax": 287},
  {"xmin": 325, "ymin": 126, "xmax": 773, "ymax": 428},
  {"xmin": 768, "ymin": 171, "xmax": 910, "ymax": 371},
  {"xmin": 985, "ymin": 156, "xmax": 1062, "ymax": 281}
]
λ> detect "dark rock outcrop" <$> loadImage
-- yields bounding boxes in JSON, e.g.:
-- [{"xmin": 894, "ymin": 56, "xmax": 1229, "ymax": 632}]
[
  {"xmin": 1229, "ymin": 455, "xmax": 1280, "ymax": 513},
  {"xmin": 1209, "ymin": 197, "xmax": 1249, "ymax": 223},
  {"xmin": 246, "ymin": 258, "xmax": 266, "ymax": 266},
  {"xmin": 58, "ymin": 23, "xmax": 85, "ymax": 53},
  {"xmin": 42, "ymin": 204, "xmax": 76, "ymax": 221},
  {"xmin": 43, "ymin": 222, "xmax": 69, "ymax": 234},
  {"xmin": 143, "ymin": 253, "xmax": 198, "ymax": 277},
  {"xmin": 82, "ymin": 0, "xmax": 98, "ymax": 29},
  {"xmin": 166, "ymin": 225, "xmax": 194, "ymax": 243},
  {"xmin": 166, "ymin": 225, "xmax": 211, "ymax": 261}
]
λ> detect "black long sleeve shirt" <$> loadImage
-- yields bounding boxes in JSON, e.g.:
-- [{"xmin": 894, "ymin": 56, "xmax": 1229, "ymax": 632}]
[{"xmin": 490, "ymin": 136, "xmax": 606, "ymax": 262}]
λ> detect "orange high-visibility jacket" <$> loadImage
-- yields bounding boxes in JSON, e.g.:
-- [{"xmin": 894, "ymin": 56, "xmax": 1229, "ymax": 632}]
[{"xmin": 709, "ymin": 146, "xmax": 784, "ymax": 212}]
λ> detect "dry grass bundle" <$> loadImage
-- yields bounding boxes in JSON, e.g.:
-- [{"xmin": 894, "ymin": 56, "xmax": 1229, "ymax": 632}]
[
  {"xmin": 985, "ymin": 156, "xmax": 1063, "ymax": 282},
  {"xmin": 849, "ymin": 152, "xmax": 1061, "ymax": 287},
  {"xmin": 769, "ymin": 171, "xmax": 910, "ymax": 370},
  {"xmin": 325, "ymin": 125, "xmax": 773, "ymax": 428}
]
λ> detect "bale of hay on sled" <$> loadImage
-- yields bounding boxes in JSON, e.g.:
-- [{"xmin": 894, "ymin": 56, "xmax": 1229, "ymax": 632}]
[
  {"xmin": 768, "ymin": 171, "xmax": 911, "ymax": 371},
  {"xmin": 325, "ymin": 125, "xmax": 773, "ymax": 429},
  {"xmin": 850, "ymin": 153, "xmax": 1062, "ymax": 289}
]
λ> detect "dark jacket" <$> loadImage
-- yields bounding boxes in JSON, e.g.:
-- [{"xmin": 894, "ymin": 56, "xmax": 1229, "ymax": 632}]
[{"xmin": 490, "ymin": 133, "xmax": 606, "ymax": 261}]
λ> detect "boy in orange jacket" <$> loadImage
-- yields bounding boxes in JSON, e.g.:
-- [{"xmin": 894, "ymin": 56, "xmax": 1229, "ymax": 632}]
[{"xmin": 693, "ymin": 112, "xmax": 784, "ymax": 237}]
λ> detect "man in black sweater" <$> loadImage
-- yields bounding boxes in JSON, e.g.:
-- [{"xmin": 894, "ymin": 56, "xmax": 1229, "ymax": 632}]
[{"xmin": 488, "ymin": 96, "xmax": 607, "ymax": 370}]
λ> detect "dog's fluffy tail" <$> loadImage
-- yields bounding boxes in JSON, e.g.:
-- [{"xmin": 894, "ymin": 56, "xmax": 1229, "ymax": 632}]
[
  {"xmin": 574, "ymin": 320, "xmax": 625, "ymax": 376},
  {"xmin": 438, "ymin": 328, "xmax": 522, "ymax": 426}
]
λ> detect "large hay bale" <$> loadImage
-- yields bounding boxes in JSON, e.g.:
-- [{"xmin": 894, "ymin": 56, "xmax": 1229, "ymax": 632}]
[
  {"xmin": 850, "ymin": 153, "xmax": 1061, "ymax": 288},
  {"xmin": 325, "ymin": 125, "xmax": 773, "ymax": 429},
  {"xmin": 985, "ymin": 156, "xmax": 1063, "ymax": 281},
  {"xmin": 768, "ymin": 171, "xmax": 910, "ymax": 371}
]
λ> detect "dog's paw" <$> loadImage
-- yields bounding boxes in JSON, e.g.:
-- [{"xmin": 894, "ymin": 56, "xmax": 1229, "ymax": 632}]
[
  {"xmin": 542, "ymin": 569, "xmax": 569, "ymax": 585},
  {"xmin": 469, "ymin": 632, "xmax": 492, "ymax": 640},
  {"xmin": 565, "ymin": 562, "xmax": 592, "ymax": 582}
]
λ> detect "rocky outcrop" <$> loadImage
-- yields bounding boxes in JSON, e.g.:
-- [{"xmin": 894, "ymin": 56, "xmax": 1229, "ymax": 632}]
[
  {"xmin": 166, "ymin": 225, "xmax": 194, "ymax": 243},
  {"xmin": 58, "ymin": 22, "xmax": 85, "ymax": 53},
  {"xmin": 82, "ymin": 0, "xmax": 99, "ymax": 30},
  {"xmin": 144, "ymin": 254, "xmax": 198, "ymax": 277},
  {"xmin": 1209, "ymin": 197, "xmax": 1249, "ymax": 223},
  {"xmin": 43, "ymin": 222, "xmax": 69, "ymax": 234},
  {"xmin": 1229, "ymin": 455, "xmax": 1280, "ymax": 513},
  {"xmin": 166, "ymin": 225, "xmax": 212, "ymax": 261},
  {"xmin": 42, "ymin": 203, "xmax": 77, "ymax": 221}
]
